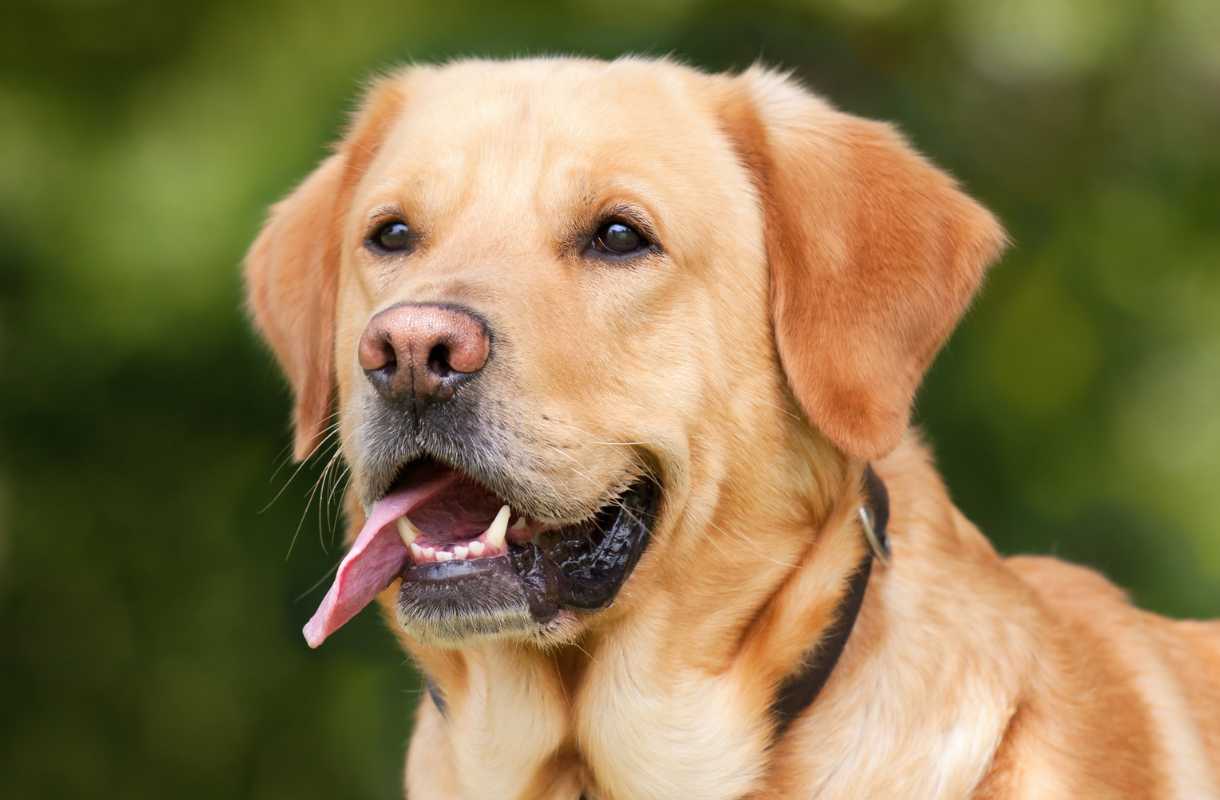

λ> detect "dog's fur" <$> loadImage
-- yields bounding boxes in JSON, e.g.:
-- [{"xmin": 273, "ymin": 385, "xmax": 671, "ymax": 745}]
[{"xmin": 246, "ymin": 57, "xmax": 1220, "ymax": 798}]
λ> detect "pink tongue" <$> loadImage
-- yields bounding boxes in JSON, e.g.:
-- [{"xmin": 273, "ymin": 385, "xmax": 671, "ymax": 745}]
[{"xmin": 303, "ymin": 471, "xmax": 459, "ymax": 648}]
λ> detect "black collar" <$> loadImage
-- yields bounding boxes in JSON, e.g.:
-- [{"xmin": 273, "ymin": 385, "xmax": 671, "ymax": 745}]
[{"xmin": 770, "ymin": 465, "xmax": 890, "ymax": 739}]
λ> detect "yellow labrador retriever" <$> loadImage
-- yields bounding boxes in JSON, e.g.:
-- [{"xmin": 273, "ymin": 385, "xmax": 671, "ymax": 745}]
[{"xmin": 246, "ymin": 57, "xmax": 1220, "ymax": 799}]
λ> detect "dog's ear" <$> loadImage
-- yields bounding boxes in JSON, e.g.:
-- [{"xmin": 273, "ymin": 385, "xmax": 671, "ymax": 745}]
[
  {"xmin": 719, "ymin": 68, "xmax": 1006, "ymax": 460},
  {"xmin": 245, "ymin": 78, "xmax": 404, "ymax": 460},
  {"xmin": 245, "ymin": 155, "xmax": 345, "ymax": 461}
]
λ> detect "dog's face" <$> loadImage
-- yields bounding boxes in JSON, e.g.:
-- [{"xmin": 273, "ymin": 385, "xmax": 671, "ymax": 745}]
[{"xmin": 246, "ymin": 58, "xmax": 1004, "ymax": 648}]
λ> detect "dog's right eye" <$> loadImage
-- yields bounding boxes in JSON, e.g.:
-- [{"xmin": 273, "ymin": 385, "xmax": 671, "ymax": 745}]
[
  {"xmin": 588, "ymin": 220, "xmax": 653, "ymax": 259},
  {"xmin": 368, "ymin": 220, "xmax": 413, "ymax": 253}
]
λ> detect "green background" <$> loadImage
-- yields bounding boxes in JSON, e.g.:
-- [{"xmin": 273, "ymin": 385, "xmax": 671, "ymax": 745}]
[{"xmin": 3, "ymin": 1, "xmax": 1218, "ymax": 797}]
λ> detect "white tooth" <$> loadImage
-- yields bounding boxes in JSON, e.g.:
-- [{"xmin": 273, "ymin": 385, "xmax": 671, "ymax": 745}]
[
  {"xmin": 510, "ymin": 517, "xmax": 527, "ymax": 532},
  {"xmin": 396, "ymin": 517, "xmax": 420, "ymax": 547},
  {"xmin": 468, "ymin": 540, "xmax": 485, "ymax": 557},
  {"xmin": 436, "ymin": 550, "xmax": 454, "ymax": 562},
  {"xmin": 410, "ymin": 543, "xmax": 424, "ymax": 562},
  {"xmin": 453, "ymin": 545, "xmax": 468, "ymax": 560},
  {"xmin": 423, "ymin": 546, "xmax": 436, "ymax": 561},
  {"xmin": 485, "ymin": 505, "xmax": 511, "ymax": 550}
]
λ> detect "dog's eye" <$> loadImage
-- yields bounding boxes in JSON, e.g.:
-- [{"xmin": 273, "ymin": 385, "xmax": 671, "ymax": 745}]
[
  {"xmin": 369, "ymin": 220, "xmax": 413, "ymax": 253},
  {"xmin": 591, "ymin": 221, "xmax": 648, "ymax": 257}
]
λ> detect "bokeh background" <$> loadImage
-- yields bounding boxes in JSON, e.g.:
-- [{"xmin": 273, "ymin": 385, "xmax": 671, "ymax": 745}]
[{"xmin": 2, "ymin": 1, "xmax": 1218, "ymax": 797}]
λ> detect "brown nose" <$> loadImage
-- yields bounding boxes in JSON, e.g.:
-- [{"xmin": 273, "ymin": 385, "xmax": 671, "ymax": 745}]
[{"xmin": 357, "ymin": 303, "xmax": 490, "ymax": 407}]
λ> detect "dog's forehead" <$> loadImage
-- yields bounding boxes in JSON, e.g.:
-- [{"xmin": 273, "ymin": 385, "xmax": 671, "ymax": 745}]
[
  {"xmin": 401, "ymin": 58, "xmax": 701, "ymax": 139},
  {"xmin": 360, "ymin": 60, "xmax": 726, "ymax": 203}
]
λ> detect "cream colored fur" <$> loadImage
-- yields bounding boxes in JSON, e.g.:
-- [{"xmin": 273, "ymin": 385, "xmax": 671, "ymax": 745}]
[{"xmin": 245, "ymin": 57, "xmax": 1220, "ymax": 799}]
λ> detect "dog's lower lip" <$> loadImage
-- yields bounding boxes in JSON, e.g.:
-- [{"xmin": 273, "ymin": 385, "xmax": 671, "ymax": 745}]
[{"xmin": 403, "ymin": 554, "xmax": 512, "ymax": 582}]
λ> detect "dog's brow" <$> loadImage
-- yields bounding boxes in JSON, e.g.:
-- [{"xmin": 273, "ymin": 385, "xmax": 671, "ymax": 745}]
[
  {"xmin": 602, "ymin": 202, "xmax": 659, "ymax": 241},
  {"xmin": 367, "ymin": 203, "xmax": 404, "ymax": 221}
]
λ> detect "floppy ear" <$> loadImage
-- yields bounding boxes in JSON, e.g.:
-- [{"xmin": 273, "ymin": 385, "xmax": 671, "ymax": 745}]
[
  {"xmin": 245, "ymin": 155, "xmax": 345, "ymax": 461},
  {"xmin": 245, "ymin": 78, "xmax": 404, "ymax": 460},
  {"xmin": 720, "ymin": 68, "xmax": 1007, "ymax": 460}
]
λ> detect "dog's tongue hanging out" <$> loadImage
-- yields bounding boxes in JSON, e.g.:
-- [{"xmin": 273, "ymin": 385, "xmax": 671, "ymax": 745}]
[
  {"xmin": 302, "ymin": 464, "xmax": 526, "ymax": 647},
  {"xmin": 302, "ymin": 471, "xmax": 460, "ymax": 648}
]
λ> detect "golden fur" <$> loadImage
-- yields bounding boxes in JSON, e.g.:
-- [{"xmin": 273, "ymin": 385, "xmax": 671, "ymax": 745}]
[{"xmin": 246, "ymin": 57, "xmax": 1220, "ymax": 798}]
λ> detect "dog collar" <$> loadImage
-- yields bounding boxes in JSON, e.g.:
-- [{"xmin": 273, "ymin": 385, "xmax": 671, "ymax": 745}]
[{"xmin": 769, "ymin": 465, "xmax": 890, "ymax": 740}]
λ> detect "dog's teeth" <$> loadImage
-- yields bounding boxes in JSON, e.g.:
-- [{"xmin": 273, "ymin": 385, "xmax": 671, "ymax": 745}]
[
  {"xmin": 396, "ymin": 517, "xmax": 420, "ymax": 547},
  {"xmin": 510, "ymin": 516, "xmax": 527, "ymax": 532},
  {"xmin": 485, "ymin": 505, "xmax": 511, "ymax": 550},
  {"xmin": 410, "ymin": 542, "xmax": 424, "ymax": 562},
  {"xmin": 468, "ymin": 540, "xmax": 485, "ymax": 557},
  {"xmin": 436, "ymin": 550, "xmax": 453, "ymax": 562},
  {"xmin": 453, "ymin": 545, "xmax": 468, "ymax": 560},
  {"xmin": 423, "ymin": 546, "xmax": 436, "ymax": 561}
]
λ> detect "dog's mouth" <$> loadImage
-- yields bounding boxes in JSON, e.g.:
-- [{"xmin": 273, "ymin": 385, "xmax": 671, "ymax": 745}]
[{"xmin": 303, "ymin": 457, "xmax": 658, "ymax": 647}]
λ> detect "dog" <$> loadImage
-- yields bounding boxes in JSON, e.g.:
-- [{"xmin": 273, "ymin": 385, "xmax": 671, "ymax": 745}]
[{"xmin": 245, "ymin": 57, "xmax": 1220, "ymax": 798}]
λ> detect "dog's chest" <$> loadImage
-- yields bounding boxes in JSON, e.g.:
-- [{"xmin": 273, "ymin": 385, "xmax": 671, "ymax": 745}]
[
  {"xmin": 574, "ymin": 665, "xmax": 768, "ymax": 800},
  {"xmin": 443, "ymin": 653, "xmax": 770, "ymax": 800}
]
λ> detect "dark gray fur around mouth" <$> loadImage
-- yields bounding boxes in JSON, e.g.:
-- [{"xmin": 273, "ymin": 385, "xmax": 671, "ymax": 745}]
[
  {"xmin": 394, "ymin": 476, "xmax": 659, "ymax": 641},
  {"xmin": 358, "ymin": 392, "xmax": 600, "ymax": 523}
]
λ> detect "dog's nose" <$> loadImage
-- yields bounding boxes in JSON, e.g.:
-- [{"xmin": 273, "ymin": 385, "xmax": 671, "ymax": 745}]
[{"xmin": 358, "ymin": 303, "xmax": 490, "ymax": 406}]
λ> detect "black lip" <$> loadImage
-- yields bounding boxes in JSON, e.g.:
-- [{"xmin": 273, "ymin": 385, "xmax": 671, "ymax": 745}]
[
  {"xmin": 395, "ymin": 476, "xmax": 659, "ymax": 637},
  {"xmin": 521, "ymin": 476, "xmax": 658, "ymax": 611},
  {"xmin": 398, "ymin": 556, "xmax": 530, "ymax": 623}
]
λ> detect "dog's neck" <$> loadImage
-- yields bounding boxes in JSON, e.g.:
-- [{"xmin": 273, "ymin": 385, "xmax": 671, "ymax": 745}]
[{"xmin": 771, "ymin": 463, "xmax": 888, "ymax": 738}]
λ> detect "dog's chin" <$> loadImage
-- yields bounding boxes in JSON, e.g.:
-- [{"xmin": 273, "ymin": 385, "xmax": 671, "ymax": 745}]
[
  {"xmin": 388, "ymin": 465, "xmax": 660, "ymax": 647},
  {"xmin": 394, "ymin": 585, "xmax": 583, "ymax": 649}
]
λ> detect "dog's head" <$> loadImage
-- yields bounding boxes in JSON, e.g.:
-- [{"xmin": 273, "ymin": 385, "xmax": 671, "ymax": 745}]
[{"xmin": 246, "ymin": 58, "xmax": 1004, "ymax": 648}]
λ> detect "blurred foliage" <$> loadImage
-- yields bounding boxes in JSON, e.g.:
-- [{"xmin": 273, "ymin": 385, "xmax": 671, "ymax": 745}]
[{"xmin": 2, "ymin": 0, "xmax": 1218, "ymax": 797}]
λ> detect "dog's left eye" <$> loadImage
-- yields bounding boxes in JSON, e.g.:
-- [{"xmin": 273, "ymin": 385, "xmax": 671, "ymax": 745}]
[
  {"xmin": 590, "ymin": 221, "xmax": 649, "ymax": 257},
  {"xmin": 368, "ymin": 220, "xmax": 413, "ymax": 253}
]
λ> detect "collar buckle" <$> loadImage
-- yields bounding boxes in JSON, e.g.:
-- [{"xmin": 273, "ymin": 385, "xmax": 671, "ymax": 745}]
[
  {"xmin": 858, "ymin": 505, "xmax": 890, "ymax": 566},
  {"xmin": 859, "ymin": 464, "xmax": 891, "ymax": 566}
]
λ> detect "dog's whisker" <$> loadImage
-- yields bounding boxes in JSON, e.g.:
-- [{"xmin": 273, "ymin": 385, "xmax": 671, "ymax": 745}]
[
  {"xmin": 548, "ymin": 653, "xmax": 572, "ymax": 706},
  {"xmin": 535, "ymin": 415, "xmax": 665, "ymax": 450},
  {"xmin": 317, "ymin": 447, "xmax": 348, "ymax": 540},
  {"xmin": 287, "ymin": 441, "xmax": 343, "ymax": 561},
  {"xmin": 326, "ymin": 463, "xmax": 352, "ymax": 545},
  {"xmin": 259, "ymin": 421, "xmax": 342, "ymax": 515},
  {"xmin": 314, "ymin": 451, "xmax": 343, "ymax": 553},
  {"xmin": 537, "ymin": 443, "xmax": 614, "ymax": 495},
  {"xmin": 701, "ymin": 516, "xmax": 801, "ymax": 570},
  {"xmin": 268, "ymin": 410, "xmax": 343, "ymax": 478},
  {"xmin": 294, "ymin": 558, "xmax": 342, "ymax": 603}
]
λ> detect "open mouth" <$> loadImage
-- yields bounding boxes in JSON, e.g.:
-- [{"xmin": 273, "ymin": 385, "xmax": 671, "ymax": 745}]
[{"xmin": 303, "ymin": 457, "xmax": 658, "ymax": 647}]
